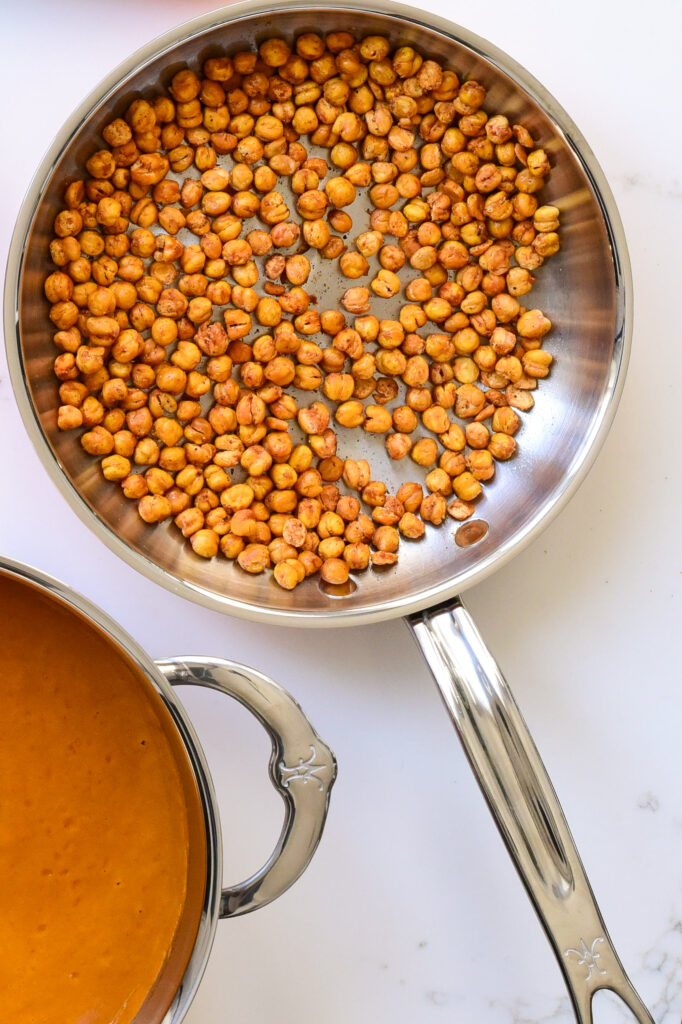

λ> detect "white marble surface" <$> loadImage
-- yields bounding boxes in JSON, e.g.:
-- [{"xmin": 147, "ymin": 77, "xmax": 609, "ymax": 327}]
[{"xmin": 2, "ymin": 1, "xmax": 681, "ymax": 1021}]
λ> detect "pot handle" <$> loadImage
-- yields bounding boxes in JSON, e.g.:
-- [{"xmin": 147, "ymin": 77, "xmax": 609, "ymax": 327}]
[
  {"xmin": 407, "ymin": 598, "xmax": 653, "ymax": 1024},
  {"xmin": 156, "ymin": 657, "xmax": 336, "ymax": 919}
]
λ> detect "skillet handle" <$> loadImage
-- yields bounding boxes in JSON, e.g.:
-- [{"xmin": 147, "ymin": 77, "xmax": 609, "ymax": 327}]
[
  {"xmin": 407, "ymin": 598, "xmax": 653, "ymax": 1024},
  {"xmin": 156, "ymin": 657, "xmax": 336, "ymax": 919}
]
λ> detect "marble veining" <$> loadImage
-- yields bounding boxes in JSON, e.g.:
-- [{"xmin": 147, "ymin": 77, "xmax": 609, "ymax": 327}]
[{"xmin": 642, "ymin": 920, "xmax": 682, "ymax": 1023}]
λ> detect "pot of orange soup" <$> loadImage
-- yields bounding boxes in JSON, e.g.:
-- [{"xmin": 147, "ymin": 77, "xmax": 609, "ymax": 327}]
[{"xmin": 0, "ymin": 556, "xmax": 336, "ymax": 1024}]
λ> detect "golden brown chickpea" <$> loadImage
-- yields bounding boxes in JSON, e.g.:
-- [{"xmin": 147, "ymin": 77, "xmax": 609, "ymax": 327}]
[
  {"xmin": 219, "ymin": 533, "xmax": 244, "ymax": 560},
  {"xmin": 339, "ymin": 252, "xmax": 368, "ymax": 279},
  {"xmin": 411, "ymin": 438, "xmax": 438, "ymax": 467},
  {"xmin": 284, "ymin": 254, "xmax": 311, "ymax": 286},
  {"xmin": 258, "ymin": 37, "xmax": 290, "ymax": 68},
  {"xmin": 370, "ymin": 523, "xmax": 398, "ymax": 554},
  {"xmin": 369, "ymin": 550, "xmax": 397, "ymax": 567},
  {"xmin": 57, "ymin": 405, "xmax": 83, "ymax": 431},
  {"xmin": 272, "ymin": 559, "xmax": 305, "ymax": 590},
  {"xmin": 522, "ymin": 349, "xmax": 553, "ymax": 378},
  {"xmin": 318, "ymin": 557, "xmax": 348, "ymax": 585},
  {"xmin": 363, "ymin": 405, "xmax": 392, "ymax": 433},
  {"xmin": 340, "ymin": 541, "xmax": 368, "ymax": 571},
  {"xmin": 297, "ymin": 189, "xmax": 329, "ymax": 219},
  {"xmin": 327, "ymin": 211, "xmax": 352, "ymax": 238},
  {"xmin": 174, "ymin": 508, "xmax": 205, "ymax": 538},
  {"xmin": 454, "ymin": 383, "xmax": 486, "ymax": 419},
  {"xmin": 423, "ymin": 467, "xmax": 452, "ymax": 496},
  {"xmin": 133, "ymin": 436, "xmax": 160, "ymax": 466},
  {"xmin": 46, "ymin": 33, "xmax": 564, "ymax": 584},
  {"xmin": 370, "ymin": 269, "xmax": 400, "ymax": 298},
  {"xmin": 417, "ymin": 492, "xmax": 444, "ymax": 525},
  {"xmin": 302, "ymin": 218, "xmax": 331, "ymax": 249},
  {"xmin": 292, "ymin": 401, "xmax": 327, "ymax": 436},
  {"xmin": 235, "ymin": 543, "xmax": 270, "ymax": 574},
  {"xmin": 120, "ymin": 474, "xmax": 148, "ymax": 500},
  {"xmin": 137, "ymin": 494, "xmax": 172, "ymax": 523},
  {"xmin": 464, "ymin": 449, "xmax": 494, "ymax": 482},
  {"xmin": 292, "ymin": 33, "xmax": 323, "ymax": 61},
  {"xmin": 325, "ymin": 176, "xmax": 356, "ymax": 208},
  {"xmin": 319, "ymin": 236, "xmax": 344, "ymax": 260},
  {"xmin": 80, "ymin": 426, "xmax": 114, "ymax": 456},
  {"xmin": 422, "ymin": 405, "xmax": 450, "ymax": 434},
  {"xmin": 50, "ymin": 236, "xmax": 82, "ymax": 267},
  {"xmin": 378, "ymin": 245, "xmax": 405, "ymax": 272},
  {"xmin": 448, "ymin": 470, "xmax": 480, "ymax": 502},
  {"xmin": 320, "ymin": 373, "xmax": 353, "ymax": 403},
  {"xmin": 488, "ymin": 407, "xmax": 518, "ymax": 436}
]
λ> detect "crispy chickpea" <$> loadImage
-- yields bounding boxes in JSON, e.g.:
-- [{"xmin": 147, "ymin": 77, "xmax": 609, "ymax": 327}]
[
  {"xmin": 488, "ymin": 432, "xmax": 517, "ymax": 460},
  {"xmin": 273, "ymin": 559, "xmax": 306, "ymax": 589},
  {"xmin": 517, "ymin": 309, "xmax": 552, "ymax": 340},
  {"xmin": 397, "ymin": 512, "xmax": 424, "ymax": 539},
  {"xmin": 328, "ymin": 209, "xmax": 352, "ymax": 233},
  {"xmin": 466, "ymin": 449, "xmax": 495, "ymax": 481},
  {"xmin": 323, "ymin": 373, "xmax": 355, "ymax": 402},
  {"xmin": 188, "ymin": 529, "xmax": 219, "ymax": 558},
  {"xmin": 137, "ymin": 494, "xmax": 172, "ymax": 523},
  {"xmin": 363, "ymin": 405, "xmax": 392, "ymax": 433},
  {"xmin": 320, "ymin": 558, "xmax": 349, "ymax": 585},
  {"xmin": 342, "ymin": 542, "xmax": 369, "ymax": 570},
  {"xmin": 297, "ymin": 189, "xmax": 329, "ymax": 220},
  {"xmin": 450, "ymin": 471, "xmax": 481, "ymax": 502},
  {"xmin": 218, "ymin": 532, "xmax": 244, "ymax": 559},
  {"xmin": 57, "ymin": 404, "xmax": 83, "ymax": 431},
  {"xmin": 466, "ymin": 422, "xmax": 491, "ymax": 449},
  {"xmin": 296, "ymin": 401, "xmax": 329, "ymax": 435},
  {"xmin": 340, "ymin": 252, "xmax": 369, "ymax": 279},
  {"xmin": 335, "ymin": 400, "xmax": 365, "ymax": 429},
  {"xmin": 175, "ymin": 508, "xmax": 205, "ymax": 538},
  {"xmin": 285, "ymin": 254, "xmax": 311, "ymax": 285},
  {"xmin": 385, "ymin": 432, "xmax": 411, "ymax": 460},
  {"xmin": 81, "ymin": 426, "xmax": 114, "ymax": 456},
  {"xmin": 425, "ymin": 467, "xmax": 453, "ymax": 496},
  {"xmin": 491, "ymin": 407, "xmax": 520, "ymax": 435},
  {"xmin": 47, "ymin": 32, "xmax": 563, "ymax": 584},
  {"xmin": 236, "ymin": 543, "xmax": 270, "ymax": 574},
  {"xmin": 445, "ymin": 498, "xmax": 474, "ymax": 521},
  {"xmin": 419, "ymin": 493, "xmax": 446, "ymax": 525},
  {"xmin": 455, "ymin": 384, "xmax": 486, "ymax": 419},
  {"xmin": 422, "ymin": 405, "xmax": 450, "ymax": 434},
  {"xmin": 325, "ymin": 176, "xmax": 356, "ymax": 207},
  {"xmin": 411, "ymin": 437, "xmax": 438, "ymax": 466},
  {"xmin": 367, "ymin": 517, "xmax": 396, "ymax": 550},
  {"xmin": 371, "ymin": 269, "xmax": 401, "ymax": 298}
]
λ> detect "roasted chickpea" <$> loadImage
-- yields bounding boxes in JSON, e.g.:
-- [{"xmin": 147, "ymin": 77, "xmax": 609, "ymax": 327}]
[
  {"xmin": 340, "ymin": 252, "xmax": 369, "ymax": 279},
  {"xmin": 411, "ymin": 438, "xmax": 438, "ymax": 466},
  {"xmin": 47, "ymin": 32, "xmax": 562, "ymax": 583}
]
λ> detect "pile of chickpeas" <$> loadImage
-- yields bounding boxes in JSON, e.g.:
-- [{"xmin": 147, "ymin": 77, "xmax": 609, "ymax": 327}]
[{"xmin": 46, "ymin": 31, "xmax": 560, "ymax": 590}]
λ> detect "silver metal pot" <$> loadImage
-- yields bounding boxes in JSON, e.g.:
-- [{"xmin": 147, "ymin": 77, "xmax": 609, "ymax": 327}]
[
  {"xmin": 0, "ymin": 555, "xmax": 335, "ymax": 1024},
  {"xmin": 5, "ymin": 3, "xmax": 651, "ymax": 1021}
]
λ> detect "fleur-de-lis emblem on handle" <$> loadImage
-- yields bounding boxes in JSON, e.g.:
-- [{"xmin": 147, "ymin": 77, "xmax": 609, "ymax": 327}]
[
  {"xmin": 279, "ymin": 745, "xmax": 326, "ymax": 791},
  {"xmin": 564, "ymin": 937, "xmax": 607, "ymax": 981}
]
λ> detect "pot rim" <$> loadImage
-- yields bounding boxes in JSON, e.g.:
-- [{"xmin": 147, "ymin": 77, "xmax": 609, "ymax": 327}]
[
  {"xmin": 4, "ymin": 0, "xmax": 632, "ymax": 628},
  {"xmin": 0, "ymin": 554, "xmax": 221, "ymax": 1024}
]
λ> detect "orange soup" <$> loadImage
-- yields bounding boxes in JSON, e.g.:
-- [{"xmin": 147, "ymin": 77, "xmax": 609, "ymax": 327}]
[{"xmin": 0, "ymin": 571, "xmax": 206, "ymax": 1024}]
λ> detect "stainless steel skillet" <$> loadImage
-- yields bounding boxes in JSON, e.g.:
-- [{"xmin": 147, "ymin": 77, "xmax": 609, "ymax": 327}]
[{"xmin": 5, "ymin": 1, "xmax": 648, "ymax": 1020}]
